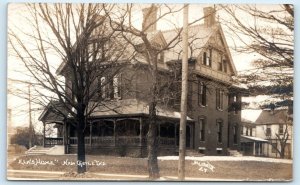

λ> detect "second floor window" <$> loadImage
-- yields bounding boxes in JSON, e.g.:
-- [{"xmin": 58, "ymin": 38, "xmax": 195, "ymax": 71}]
[
  {"xmin": 266, "ymin": 126, "xmax": 272, "ymax": 137},
  {"xmin": 99, "ymin": 74, "xmax": 122, "ymax": 100},
  {"xmin": 279, "ymin": 125, "xmax": 284, "ymax": 135},
  {"xmin": 216, "ymin": 89, "xmax": 224, "ymax": 110},
  {"xmin": 198, "ymin": 81, "xmax": 207, "ymax": 106}
]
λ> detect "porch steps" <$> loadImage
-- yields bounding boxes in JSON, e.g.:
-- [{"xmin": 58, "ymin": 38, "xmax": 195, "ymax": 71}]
[
  {"xmin": 25, "ymin": 146, "xmax": 52, "ymax": 155},
  {"xmin": 227, "ymin": 149, "xmax": 243, "ymax": 157}
]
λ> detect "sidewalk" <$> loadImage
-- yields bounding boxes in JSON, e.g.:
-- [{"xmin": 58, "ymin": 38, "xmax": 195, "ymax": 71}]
[{"xmin": 6, "ymin": 169, "xmax": 241, "ymax": 181}]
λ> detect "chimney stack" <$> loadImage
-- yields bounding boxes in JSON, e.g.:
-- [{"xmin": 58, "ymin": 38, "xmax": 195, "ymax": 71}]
[
  {"xmin": 142, "ymin": 5, "xmax": 158, "ymax": 32},
  {"xmin": 203, "ymin": 7, "xmax": 216, "ymax": 27}
]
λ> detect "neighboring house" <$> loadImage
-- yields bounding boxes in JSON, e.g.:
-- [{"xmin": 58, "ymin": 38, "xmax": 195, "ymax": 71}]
[
  {"xmin": 38, "ymin": 6, "xmax": 246, "ymax": 157},
  {"xmin": 241, "ymin": 107, "xmax": 293, "ymax": 159},
  {"xmin": 240, "ymin": 116, "xmax": 268, "ymax": 156}
]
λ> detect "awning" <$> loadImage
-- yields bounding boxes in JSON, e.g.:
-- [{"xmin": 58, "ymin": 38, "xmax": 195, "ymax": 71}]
[{"xmin": 241, "ymin": 135, "xmax": 268, "ymax": 143}]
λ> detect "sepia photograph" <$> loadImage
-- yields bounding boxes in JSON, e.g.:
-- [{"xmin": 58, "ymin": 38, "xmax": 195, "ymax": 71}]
[{"xmin": 7, "ymin": 3, "xmax": 293, "ymax": 181}]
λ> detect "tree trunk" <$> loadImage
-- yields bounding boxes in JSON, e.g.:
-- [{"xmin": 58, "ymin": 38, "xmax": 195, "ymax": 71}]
[
  {"xmin": 280, "ymin": 146, "xmax": 285, "ymax": 159},
  {"xmin": 77, "ymin": 108, "xmax": 86, "ymax": 174},
  {"xmin": 147, "ymin": 101, "xmax": 160, "ymax": 179}
]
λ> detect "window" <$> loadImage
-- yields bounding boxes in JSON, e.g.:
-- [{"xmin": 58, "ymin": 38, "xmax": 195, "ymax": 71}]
[
  {"xmin": 223, "ymin": 60, "xmax": 228, "ymax": 73},
  {"xmin": 202, "ymin": 52, "xmax": 207, "ymax": 65},
  {"xmin": 233, "ymin": 95, "xmax": 237, "ymax": 102},
  {"xmin": 198, "ymin": 81, "xmax": 207, "ymax": 106},
  {"xmin": 217, "ymin": 120, "xmax": 223, "ymax": 143},
  {"xmin": 202, "ymin": 49, "xmax": 212, "ymax": 67},
  {"xmin": 158, "ymin": 52, "xmax": 164, "ymax": 63},
  {"xmin": 218, "ymin": 59, "xmax": 223, "ymax": 71},
  {"xmin": 266, "ymin": 126, "xmax": 272, "ymax": 137},
  {"xmin": 271, "ymin": 141, "xmax": 277, "ymax": 153},
  {"xmin": 113, "ymin": 74, "xmax": 122, "ymax": 99},
  {"xmin": 99, "ymin": 74, "xmax": 122, "ymax": 100},
  {"xmin": 199, "ymin": 117, "xmax": 206, "ymax": 141},
  {"xmin": 279, "ymin": 125, "xmax": 284, "ymax": 135},
  {"xmin": 233, "ymin": 125, "xmax": 238, "ymax": 144},
  {"xmin": 246, "ymin": 127, "xmax": 249, "ymax": 136},
  {"xmin": 216, "ymin": 89, "xmax": 224, "ymax": 110}
]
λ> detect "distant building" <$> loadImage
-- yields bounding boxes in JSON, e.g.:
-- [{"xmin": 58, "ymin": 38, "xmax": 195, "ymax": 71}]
[{"xmin": 241, "ymin": 107, "xmax": 293, "ymax": 159}]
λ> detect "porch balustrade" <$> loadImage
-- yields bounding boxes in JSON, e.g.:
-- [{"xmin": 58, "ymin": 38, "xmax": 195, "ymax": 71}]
[
  {"xmin": 67, "ymin": 136, "xmax": 175, "ymax": 146},
  {"xmin": 44, "ymin": 137, "xmax": 63, "ymax": 147}
]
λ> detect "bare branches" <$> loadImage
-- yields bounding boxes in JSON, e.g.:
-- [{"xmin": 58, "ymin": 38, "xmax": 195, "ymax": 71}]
[{"xmin": 220, "ymin": 5, "xmax": 294, "ymax": 90}]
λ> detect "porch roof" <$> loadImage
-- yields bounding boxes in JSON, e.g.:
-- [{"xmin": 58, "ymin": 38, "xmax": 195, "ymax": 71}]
[
  {"xmin": 90, "ymin": 99, "xmax": 194, "ymax": 121},
  {"xmin": 39, "ymin": 99, "xmax": 194, "ymax": 124},
  {"xmin": 241, "ymin": 135, "xmax": 268, "ymax": 143}
]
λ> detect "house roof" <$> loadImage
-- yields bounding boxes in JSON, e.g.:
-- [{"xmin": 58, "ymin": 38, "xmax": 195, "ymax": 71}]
[
  {"xmin": 241, "ymin": 109, "xmax": 262, "ymax": 123},
  {"xmin": 241, "ymin": 108, "xmax": 291, "ymax": 126},
  {"xmin": 38, "ymin": 101, "xmax": 67, "ymax": 123},
  {"xmin": 255, "ymin": 108, "xmax": 290, "ymax": 125},
  {"xmin": 39, "ymin": 99, "xmax": 194, "ymax": 124},
  {"xmin": 241, "ymin": 135, "xmax": 268, "ymax": 143},
  {"xmin": 90, "ymin": 99, "xmax": 193, "ymax": 121}
]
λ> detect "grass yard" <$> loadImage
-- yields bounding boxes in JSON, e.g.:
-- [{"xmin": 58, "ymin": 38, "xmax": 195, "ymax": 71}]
[{"xmin": 9, "ymin": 155, "xmax": 292, "ymax": 181}]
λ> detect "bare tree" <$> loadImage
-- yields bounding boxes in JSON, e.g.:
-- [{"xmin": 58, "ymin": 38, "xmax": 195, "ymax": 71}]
[
  {"xmin": 103, "ymin": 4, "xmax": 208, "ymax": 179},
  {"xmin": 221, "ymin": 4, "xmax": 294, "ymax": 96},
  {"xmin": 266, "ymin": 123, "xmax": 291, "ymax": 159},
  {"xmin": 8, "ymin": 3, "xmax": 129, "ymax": 173}
]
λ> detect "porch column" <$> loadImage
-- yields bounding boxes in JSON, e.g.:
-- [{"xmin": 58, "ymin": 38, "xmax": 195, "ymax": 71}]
[
  {"xmin": 114, "ymin": 119, "xmax": 116, "ymax": 146},
  {"xmin": 89, "ymin": 122, "xmax": 92, "ymax": 146},
  {"xmin": 253, "ymin": 142, "xmax": 256, "ymax": 156},
  {"xmin": 139, "ymin": 117, "xmax": 143, "ymax": 146},
  {"xmin": 63, "ymin": 122, "xmax": 67, "ymax": 154},
  {"xmin": 43, "ymin": 122, "xmax": 46, "ymax": 147}
]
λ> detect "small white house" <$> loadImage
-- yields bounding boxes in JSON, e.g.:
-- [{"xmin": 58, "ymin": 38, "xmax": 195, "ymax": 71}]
[{"xmin": 241, "ymin": 107, "xmax": 293, "ymax": 159}]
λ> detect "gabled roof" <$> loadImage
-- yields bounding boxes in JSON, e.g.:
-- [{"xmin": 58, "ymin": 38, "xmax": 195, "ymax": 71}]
[
  {"xmin": 255, "ymin": 108, "xmax": 290, "ymax": 125},
  {"xmin": 162, "ymin": 24, "xmax": 215, "ymax": 63},
  {"xmin": 160, "ymin": 23, "xmax": 237, "ymax": 76},
  {"xmin": 242, "ymin": 108, "xmax": 291, "ymax": 126}
]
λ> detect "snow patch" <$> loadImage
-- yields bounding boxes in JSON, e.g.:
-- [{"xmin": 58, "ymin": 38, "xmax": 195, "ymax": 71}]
[{"xmin": 158, "ymin": 156, "xmax": 292, "ymax": 164}]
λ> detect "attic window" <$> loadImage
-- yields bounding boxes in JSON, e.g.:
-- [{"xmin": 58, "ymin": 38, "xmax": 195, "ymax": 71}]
[
  {"xmin": 202, "ymin": 50, "xmax": 212, "ymax": 67},
  {"xmin": 223, "ymin": 60, "xmax": 228, "ymax": 73}
]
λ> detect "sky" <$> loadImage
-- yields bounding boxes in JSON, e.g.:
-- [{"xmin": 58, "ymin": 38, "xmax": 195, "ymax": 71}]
[{"xmin": 6, "ymin": 3, "xmax": 293, "ymax": 129}]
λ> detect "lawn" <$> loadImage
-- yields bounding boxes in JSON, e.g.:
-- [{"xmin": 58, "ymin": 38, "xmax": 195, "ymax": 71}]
[{"xmin": 9, "ymin": 155, "xmax": 292, "ymax": 181}]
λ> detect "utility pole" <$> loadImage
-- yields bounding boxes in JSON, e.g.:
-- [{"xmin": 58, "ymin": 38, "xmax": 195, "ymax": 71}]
[
  {"xmin": 28, "ymin": 84, "xmax": 33, "ymax": 148},
  {"xmin": 178, "ymin": 3, "xmax": 189, "ymax": 180}
]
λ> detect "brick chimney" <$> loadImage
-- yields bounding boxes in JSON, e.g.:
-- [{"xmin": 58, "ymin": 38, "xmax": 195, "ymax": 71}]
[
  {"xmin": 142, "ymin": 5, "xmax": 158, "ymax": 32},
  {"xmin": 203, "ymin": 7, "xmax": 216, "ymax": 27}
]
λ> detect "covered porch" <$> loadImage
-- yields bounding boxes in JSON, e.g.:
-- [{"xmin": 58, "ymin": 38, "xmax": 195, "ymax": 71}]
[
  {"xmin": 43, "ymin": 115, "xmax": 194, "ymax": 156},
  {"xmin": 240, "ymin": 135, "xmax": 268, "ymax": 156}
]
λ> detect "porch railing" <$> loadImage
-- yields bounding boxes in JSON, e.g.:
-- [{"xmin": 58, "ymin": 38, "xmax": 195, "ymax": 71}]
[
  {"xmin": 44, "ymin": 137, "xmax": 63, "ymax": 147},
  {"xmin": 68, "ymin": 136, "xmax": 176, "ymax": 147}
]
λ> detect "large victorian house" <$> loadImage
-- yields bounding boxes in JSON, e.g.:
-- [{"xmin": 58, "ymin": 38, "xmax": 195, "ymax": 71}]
[{"xmin": 37, "ymin": 6, "xmax": 245, "ymax": 157}]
